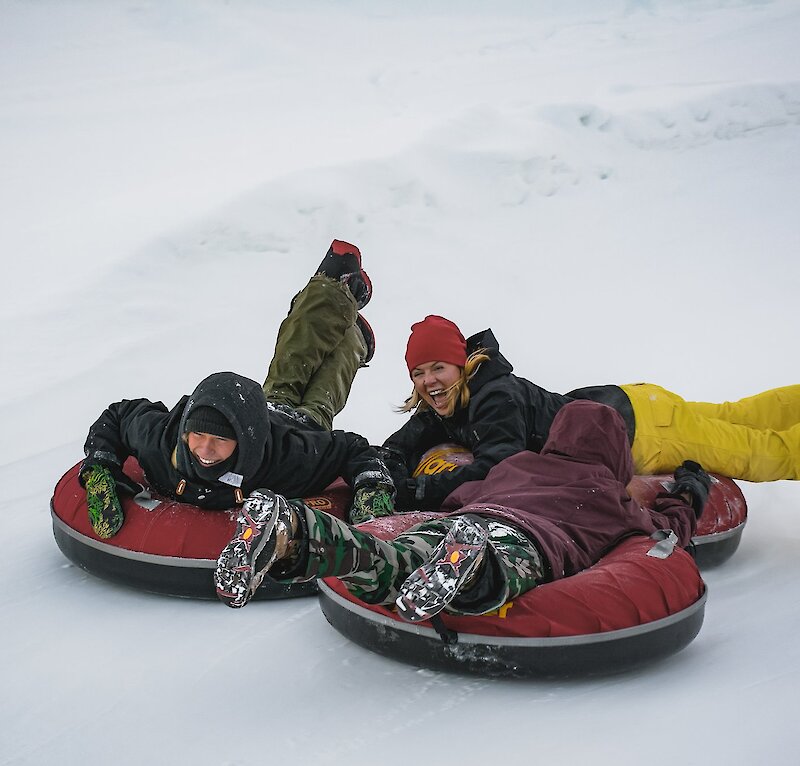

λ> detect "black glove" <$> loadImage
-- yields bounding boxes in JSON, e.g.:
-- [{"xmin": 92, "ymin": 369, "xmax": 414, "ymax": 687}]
[
  {"xmin": 375, "ymin": 446, "xmax": 410, "ymax": 486},
  {"xmin": 82, "ymin": 465, "xmax": 125, "ymax": 538},
  {"xmin": 670, "ymin": 460, "xmax": 713, "ymax": 517},
  {"xmin": 393, "ymin": 478, "xmax": 419, "ymax": 511},
  {"xmin": 349, "ymin": 483, "xmax": 395, "ymax": 524}
]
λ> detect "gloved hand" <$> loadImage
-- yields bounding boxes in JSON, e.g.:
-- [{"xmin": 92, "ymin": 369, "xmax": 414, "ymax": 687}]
[
  {"xmin": 349, "ymin": 484, "xmax": 395, "ymax": 525},
  {"xmin": 670, "ymin": 460, "xmax": 713, "ymax": 517},
  {"xmin": 81, "ymin": 464, "xmax": 125, "ymax": 539},
  {"xmin": 393, "ymin": 478, "xmax": 419, "ymax": 511},
  {"xmin": 375, "ymin": 446, "xmax": 410, "ymax": 484},
  {"xmin": 80, "ymin": 453, "xmax": 142, "ymax": 497}
]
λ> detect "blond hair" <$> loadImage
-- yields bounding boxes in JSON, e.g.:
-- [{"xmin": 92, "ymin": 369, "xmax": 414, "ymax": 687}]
[{"xmin": 399, "ymin": 349, "xmax": 490, "ymax": 417}]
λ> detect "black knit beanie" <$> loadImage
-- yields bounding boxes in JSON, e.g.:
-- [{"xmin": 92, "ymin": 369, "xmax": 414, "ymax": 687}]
[{"xmin": 184, "ymin": 406, "xmax": 236, "ymax": 440}]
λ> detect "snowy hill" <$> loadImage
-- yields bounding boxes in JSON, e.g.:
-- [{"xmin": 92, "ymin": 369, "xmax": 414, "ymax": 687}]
[{"xmin": 1, "ymin": 2, "xmax": 798, "ymax": 764}]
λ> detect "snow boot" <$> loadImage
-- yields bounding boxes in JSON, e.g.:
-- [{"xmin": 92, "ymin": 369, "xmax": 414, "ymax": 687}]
[
  {"xmin": 316, "ymin": 239, "xmax": 372, "ymax": 309},
  {"xmin": 356, "ymin": 313, "xmax": 375, "ymax": 364},
  {"xmin": 214, "ymin": 490, "xmax": 296, "ymax": 608},
  {"xmin": 395, "ymin": 515, "xmax": 489, "ymax": 623}
]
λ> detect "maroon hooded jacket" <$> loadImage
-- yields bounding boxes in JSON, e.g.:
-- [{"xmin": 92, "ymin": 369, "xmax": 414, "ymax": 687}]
[{"xmin": 440, "ymin": 400, "xmax": 696, "ymax": 581}]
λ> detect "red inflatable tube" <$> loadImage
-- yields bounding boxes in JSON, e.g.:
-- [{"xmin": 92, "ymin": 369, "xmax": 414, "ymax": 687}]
[
  {"xmin": 50, "ymin": 458, "xmax": 350, "ymax": 599},
  {"xmin": 51, "ymin": 443, "xmax": 746, "ymax": 608},
  {"xmin": 315, "ymin": 444, "xmax": 746, "ymax": 677},
  {"xmin": 319, "ymin": 511, "xmax": 706, "ymax": 678}
]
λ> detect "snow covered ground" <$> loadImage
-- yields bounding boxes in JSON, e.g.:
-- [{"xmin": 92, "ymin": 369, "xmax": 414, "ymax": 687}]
[{"xmin": 2, "ymin": 1, "xmax": 799, "ymax": 763}]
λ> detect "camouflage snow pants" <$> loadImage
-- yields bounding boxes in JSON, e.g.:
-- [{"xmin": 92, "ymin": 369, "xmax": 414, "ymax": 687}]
[
  {"xmin": 283, "ymin": 505, "xmax": 546, "ymax": 616},
  {"xmin": 262, "ymin": 275, "xmax": 367, "ymax": 431}
]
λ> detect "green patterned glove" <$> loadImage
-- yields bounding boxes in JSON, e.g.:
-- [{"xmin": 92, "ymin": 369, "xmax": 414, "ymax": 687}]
[
  {"xmin": 83, "ymin": 465, "xmax": 125, "ymax": 539},
  {"xmin": 349, "ymin": 485, "xmax": 395, "ymax": 525}
]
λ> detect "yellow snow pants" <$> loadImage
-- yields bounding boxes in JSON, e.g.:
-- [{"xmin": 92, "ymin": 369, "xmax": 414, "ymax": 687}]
[{"xmin": 620, "ymin": 383, "xmax": 800, "ymax": 481}]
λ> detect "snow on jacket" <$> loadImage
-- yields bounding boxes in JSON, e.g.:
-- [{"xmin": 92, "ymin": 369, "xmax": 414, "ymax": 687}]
[
  {"xmin": 381, "ymin": 328, "xmax": 574, "ymax": 510},
  {"xmin": 440, "ymin": 400, "xmax": 696, "ymax": 581},
  {"xmin": 84, "ymin": 372, "xmax": 388, "ymax": 510}
]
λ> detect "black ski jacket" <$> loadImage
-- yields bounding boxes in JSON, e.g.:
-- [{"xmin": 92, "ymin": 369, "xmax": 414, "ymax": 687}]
[
  {"xmin": 84, "ymin": 372, "xmax": 389, "ymax": 510},
  {"xmin": 381, "ymin": 329, "xmax": 576, "ymax": 509}
]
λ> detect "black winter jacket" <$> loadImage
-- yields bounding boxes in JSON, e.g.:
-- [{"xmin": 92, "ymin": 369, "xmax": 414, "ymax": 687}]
[
  {"xmin": 83, "ymin": 372, "xmax": 389, "ymax": 510},
  {"xmin": 381, "ymin": 329, "xmax": 576, "ymax": 510}
]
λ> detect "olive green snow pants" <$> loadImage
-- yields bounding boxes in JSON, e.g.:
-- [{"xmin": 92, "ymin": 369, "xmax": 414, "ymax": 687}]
[{"xmin": 262, "ymin": 275, "xmax": 367, "ymax": 431}]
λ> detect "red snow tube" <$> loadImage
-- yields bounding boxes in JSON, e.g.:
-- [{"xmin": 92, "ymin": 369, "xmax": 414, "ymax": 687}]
[
  {"xmin": 316, "ymin": 444, "xmax": 744, "ymax": 677},
  {"xmin": 318, "ymin": 512, "xmax": 706, "ymax": 678},
  {"xmin": 50, "ymin": 458, "xmax": 350, "ymax": 599},
  {"xmin": 629, "ymin": 473, "xmax": 747, "ymax": 567}
]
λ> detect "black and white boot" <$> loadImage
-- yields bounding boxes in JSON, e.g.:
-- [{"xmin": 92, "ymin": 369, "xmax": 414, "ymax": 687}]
[
  {"xmin": 395, "ymin": 515, "xmax": 489, "ymax": 623},
  {"xmin": 214, "ymin": 490, "xmax": 295, "ymax": 608}
]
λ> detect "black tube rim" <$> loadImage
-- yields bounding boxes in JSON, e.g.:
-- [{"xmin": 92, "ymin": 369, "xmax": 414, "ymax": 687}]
[{"xmin": 318, "ymin": 580, "xmax": 708, "ymax": 648}]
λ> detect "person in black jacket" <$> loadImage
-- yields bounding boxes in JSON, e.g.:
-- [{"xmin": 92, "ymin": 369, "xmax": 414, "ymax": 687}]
[
  {"xmin": 80, "ymin": 240, "xmax": 394, "ymax": 539},
  {"xmin": 380, "ymin": 315, "xmax": 800, "ymax": 510}
]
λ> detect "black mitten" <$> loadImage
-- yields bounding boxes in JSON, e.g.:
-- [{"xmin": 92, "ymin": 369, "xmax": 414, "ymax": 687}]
[{"xmin": 671, "ymin": 460, "xmax": 713, "ymax": 517}]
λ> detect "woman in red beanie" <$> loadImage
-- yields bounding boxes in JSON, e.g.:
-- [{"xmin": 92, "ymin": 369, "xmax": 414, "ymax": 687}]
[{"xmin": 380, "ymin": 315, "xmax": 800, "ymax": 511}]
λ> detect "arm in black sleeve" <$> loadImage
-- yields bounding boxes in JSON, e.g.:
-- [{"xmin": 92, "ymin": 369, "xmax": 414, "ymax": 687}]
[
  {"xmin": 379, "ymin": 414, "xmax": 450, "ymax": 505},
  {"xmin": 402, "ymin": 389, "xmax": 531, "ymax": 510},
  {"xmin": 381, "ymin": 415, "xmax": 449, "ymax": 475},
  {"xmin": 82, "ymin": 398, "xmax": 170, "ymax": 491},
  {"xmin": 336, "ymin": 431, "xmax": 395, "ymax": 492}
]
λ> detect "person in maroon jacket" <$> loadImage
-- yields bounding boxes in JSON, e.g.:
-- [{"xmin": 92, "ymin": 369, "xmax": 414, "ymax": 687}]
[{"xmin": 215, "ymin": 400, "xmax": 711, "ymax": 616}]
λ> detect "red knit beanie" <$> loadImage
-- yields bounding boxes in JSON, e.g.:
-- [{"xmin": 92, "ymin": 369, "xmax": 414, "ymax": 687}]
[{"xmin": 405, "ymin": 315, "xmax": 468, "ymax": 374}]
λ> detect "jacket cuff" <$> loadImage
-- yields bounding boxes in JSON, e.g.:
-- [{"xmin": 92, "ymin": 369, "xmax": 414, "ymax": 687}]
[{"xmin": 353, "ymin": 466, "xmax": 394, "ymax": 491}]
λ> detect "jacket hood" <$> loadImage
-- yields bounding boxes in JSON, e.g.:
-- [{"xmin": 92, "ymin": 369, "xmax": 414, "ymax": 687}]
[
  {"xmin": 540, "ymin": 400, "xmax": 634, "ymax": 485},
  {"xmin": 465, "ymin": 328, "xmax": 513, "ymax": 392},
  {"xmin": 177, "ymin": 372, "xmax": 271, "ymax": 482}
]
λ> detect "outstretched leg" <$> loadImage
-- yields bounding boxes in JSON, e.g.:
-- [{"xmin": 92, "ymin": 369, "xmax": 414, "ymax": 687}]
[
  {"xmin": 622, "ymin": 383, "xmax": 800, "ymax": 480},
  {"xmin": 214, "ymin": 495, "xmax": 546, "ymax": 615},
  {"xmin": 683, "ymin": 385, "xmax": 800, "ymax": 430},
  {"xmin": 396, "ymin": 517, "xmax": 546, "ymax": 620},
  {"xmin": 214, "ymin": 495, "xmax": 426, "ymax": 609},
  {"xmin": 262, "ymin": 240, "xmax": 375, "ymax": 430},
  {"xmin": 301, "ymin": 511, "xmax": 545, "ymax": 614},
  {"xmin": 294, "ymin": 322, "xmax": 367, "ymax": 431}
]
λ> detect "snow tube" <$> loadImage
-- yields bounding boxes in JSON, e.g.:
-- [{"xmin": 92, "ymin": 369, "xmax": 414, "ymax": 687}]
[
  {"xmin": 629, "ymin": 474, "xmax": 747, "ymax": 568},
  {"xmin": 415, "ymin": 444, "xmax": 747, "ymax": 568},
  {"xmin": 50, "ymin": 458, "xmax": 350, "ymax": 599},
  {"xmin": 316, "ymin": 444, "xmax": 737, "ymax": 677},
  {"xmin": 318, "ymin": 511, "xmax": 706, "ymax": 678}
]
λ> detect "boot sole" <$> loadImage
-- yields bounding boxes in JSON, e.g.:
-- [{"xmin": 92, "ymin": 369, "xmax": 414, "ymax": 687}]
[
  {"xmin": 396, "ymin": 516, "xmax": 489, "ymax": 623},
  {"xmin": 214, "ymin": 497, "xmax": 282, "ymax": 608}
]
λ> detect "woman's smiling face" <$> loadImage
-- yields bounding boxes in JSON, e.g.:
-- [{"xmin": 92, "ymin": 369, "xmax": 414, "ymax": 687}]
[{"xmin": 410, "ymin": 361, "xmax": 462, "ymax": 415}]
